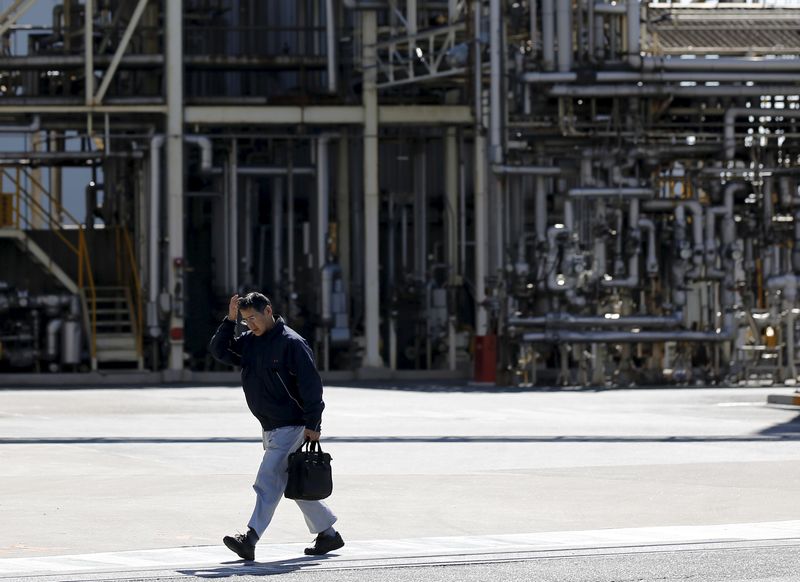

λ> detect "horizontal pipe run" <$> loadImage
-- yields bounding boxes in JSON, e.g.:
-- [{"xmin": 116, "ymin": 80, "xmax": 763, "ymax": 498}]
[
  {"xmin": 724, "ymin": 108, "xmax": 800, "ymax": 160},
  {"xmin": 548, "ymin": 85, "xmax": 800, "ymax": 98},
  {"xmin": 522, "ymin": 326, "xmax": 736, "ymax": 343},
  {"xmin": 523, "ymin": 72, "xmax": 800, "ymax": 85},
  {"xmin": 643, "ymin": 56, "xmax": 800, "ymax": 72},
  {"xmin": 493, "ymin": 165, "xmax": 562, "ymax": 175},
  {"xmin": 509, "ymin": 313, "xmax": 684, "ymax": 329},
  {"xmin": 567, "ymin": 187, "xmax": 654, "ymax": 198}
]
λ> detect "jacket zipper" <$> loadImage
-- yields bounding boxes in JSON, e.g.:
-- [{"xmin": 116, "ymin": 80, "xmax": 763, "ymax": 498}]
[{"xmin": 274, "ymin": 369, "xmax": 303, "ymax": 410}]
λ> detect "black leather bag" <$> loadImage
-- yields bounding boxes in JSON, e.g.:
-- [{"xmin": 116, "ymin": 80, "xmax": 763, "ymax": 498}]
[{"xmin": 284, "ymin": 439, "xmax": 333, "ymax": 501}]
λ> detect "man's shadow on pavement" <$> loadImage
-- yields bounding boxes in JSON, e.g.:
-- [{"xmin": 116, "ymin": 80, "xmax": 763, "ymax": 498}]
[{"xmin": 177, "ymin": 554, "xmax": 335, "ymax": 578}]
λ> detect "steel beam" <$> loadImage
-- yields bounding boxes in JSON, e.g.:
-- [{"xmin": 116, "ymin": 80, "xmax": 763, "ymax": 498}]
[
  {"xmin": 94, "ymin": 0, "xmax": 150, "ymax": 104},
  {"xmin": 183, "ymin": 105, "xmax": 472, "ymax": 125}
]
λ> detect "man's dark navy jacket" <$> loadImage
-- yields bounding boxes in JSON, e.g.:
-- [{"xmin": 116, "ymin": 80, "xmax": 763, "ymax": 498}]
[{"xmin": 208, "ymin": 315, "xmax": 325, "ymax": 432}]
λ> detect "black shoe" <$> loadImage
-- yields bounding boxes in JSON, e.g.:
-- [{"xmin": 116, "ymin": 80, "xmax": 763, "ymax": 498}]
[
  {"xmin": 223, "ymin": 533, "xmax": 255, "ymax": 561},
  {"xmin": 304, "ymin": 531, "xmax": 344, "ymax": 556}
]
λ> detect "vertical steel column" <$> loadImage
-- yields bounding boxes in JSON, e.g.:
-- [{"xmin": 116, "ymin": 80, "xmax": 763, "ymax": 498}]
[
  {"xmin": 473, "ymin": 0, "xmax": 489, "ymax": 336},
  {"xmin": 445, "ymin": 127, "xmax": 459, "ymax": 281},
  {"xmin": 84, "ymin": 0, "xmax": 94, "ymax": 106},
  {"xmin": 445, "ymin": 126, "xmax": 459, "ymax": 371},
  {"xmin": 362, "ymin": 11, "xmax": 383, "ymax": 368},
  {"xmin": 489, "ymin": 0, "xmax": 505, "ymax": 273},
  {"xmin": 166, "ymin": 0, "xmax": 185, "ymax": 370}
]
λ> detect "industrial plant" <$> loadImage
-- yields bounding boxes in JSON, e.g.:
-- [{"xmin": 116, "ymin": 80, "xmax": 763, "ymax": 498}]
[{"xmin": 1, "ymin": 0, "xmax": 800, "ymax": 387}]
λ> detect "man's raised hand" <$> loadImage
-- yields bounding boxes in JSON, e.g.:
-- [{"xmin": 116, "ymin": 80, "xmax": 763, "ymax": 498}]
[{"xmin": 228, "ymin": 294, "xmax": 240, "ymax": 320}]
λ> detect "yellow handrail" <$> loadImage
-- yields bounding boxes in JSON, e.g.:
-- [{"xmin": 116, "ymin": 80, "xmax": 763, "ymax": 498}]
[
  {"xmin": 79, "ymin": 230, "xmax": 97, "ymax": 361},
  {"xmin": 122, "ymin": 227, "xmax": 144, "ymax": 359}
]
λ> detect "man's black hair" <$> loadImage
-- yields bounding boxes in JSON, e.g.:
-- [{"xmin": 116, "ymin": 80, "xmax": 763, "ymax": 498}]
[{"xmin": 237, "ymin": 292, "xmax": 272, "ymax": 313}]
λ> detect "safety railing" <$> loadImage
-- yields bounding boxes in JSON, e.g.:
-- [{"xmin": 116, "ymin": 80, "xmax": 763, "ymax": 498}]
[
  {"xmin": 117, "ymin": 226, "xmax": 144, "ymax": 361},
  {"xmin": 1, "ymin": 167, "xmax": 98, "ymax": 363}
]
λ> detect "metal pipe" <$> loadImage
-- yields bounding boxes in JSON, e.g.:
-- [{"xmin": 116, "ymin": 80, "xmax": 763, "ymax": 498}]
[
  {"xmin": 639, "ymin": 217, "xmax": 658, "ymax": 275},
  {"xmin": 489, "ymin": 0, "xmax": 503, "ymax": 162},
  {"xmin": 510, "ymin": 312, "xmax": 684, "ymax": 329},
  {"xmin": 626, "ymin": 0, "xmax": 640, "ymax": 68},
  {"xmin": 147, "ymin": 134, "xmax": 164, "ymax": 337},
  {"xmin": 643, "ymin": 56, "xmax": 800, "ymax": 72},
  {"xmin": 183, "ymin": 135, "xmax": 213, "ymax": 173},
  {"xmin": 272, "ymin": 178, "xmax": 283, "ymax": 288},
  {"xmin": 228, "ymin": 140, "xmax": 238, "ymax": 292},
  {"xmin": 538, "ymin": 0, "xmax": 556, "ymax": 72},
  {"xmin": 535, "ymin": 174, "xmax": 547, "ymax": 244},
  {"xmin": 317, "ymin": 135, "xmax": 331, "ymax": 269},
  {"xmin": 594, "ymin": 2, "xmax": 626, "ymax": 14},
  {"xmin": 46, "ymin": 319, "xmax": 63, "ymax": 360},
  {"xmin": 493, "ymin": 164, "xmax": 562, "ymax": 175},
  {"xmin": 724, "ymin": 108, "xmax": 800, "ymax": 161},
  {"xmin": 602, "ymin": 199, "xmax": 640, "ymax": 288},
  {"xmin": 236, "ymin": 166, "xmax": 314, "ymax": 176},
  {"xmin": 474, "ymin": 0, "xmax": 489, "ymax": 336},
  {"xmin": 568, "ymin": 187, "xmax": 654, "ymax": 199},
  {"xmin": 556, "ymin": 0, "xmax": 572, "ymax": 72},
  {"xmin": 549, "ymin": 84, "xmax": 800, "ymax": 97},
  {"xmin": 522, "ymin": 323, "xmax": 736, "ymax": 343},
  {"xmin": 643, "ymin": 199, "xmax": 704, "ymax": 264},
  {"xmin": 325, "ymin": 0, "xmax": 337, "ymax": 94}
]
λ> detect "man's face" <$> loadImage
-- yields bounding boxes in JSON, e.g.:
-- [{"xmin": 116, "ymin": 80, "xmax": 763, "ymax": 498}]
[{"xmin": 239, "ymin": 306, "xmax": 272, "ymax": 336}]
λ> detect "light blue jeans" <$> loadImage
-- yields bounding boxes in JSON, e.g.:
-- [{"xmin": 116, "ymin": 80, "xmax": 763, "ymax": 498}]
[{"xmin": 247, "ymin": 425, "xmax": 337, "ymax": 539}]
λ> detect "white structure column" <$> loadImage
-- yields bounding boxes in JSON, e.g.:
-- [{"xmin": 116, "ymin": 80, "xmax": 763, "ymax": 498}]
[{"xmin": 362, "ymin": 11, "xmax": 384, "ymax": 368}]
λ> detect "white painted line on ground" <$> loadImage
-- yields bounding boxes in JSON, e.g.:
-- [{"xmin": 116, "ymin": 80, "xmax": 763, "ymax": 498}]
[{"xmin": 0, "ymin": 521, "xmax": 798, "ymax": 578}]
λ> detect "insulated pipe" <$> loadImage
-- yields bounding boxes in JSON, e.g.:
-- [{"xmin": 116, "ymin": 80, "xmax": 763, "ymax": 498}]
[
  {"xmin": 492, "ymin": 165, "xmax": 562, "ymax": 175},
  {"xmin": 556, "ymin": 0, "xmax": 572, "ymax": 72},
  {"xmin": 724, "ymin": 108, "xmax": 800, "ymax": 161},
  {"xmin": 541, "ymin": 0, "xmax": 555, "ymax": 71},
  {"xmin": 567, "ymin": 187, "xmax": 654, "ymax": 199}
]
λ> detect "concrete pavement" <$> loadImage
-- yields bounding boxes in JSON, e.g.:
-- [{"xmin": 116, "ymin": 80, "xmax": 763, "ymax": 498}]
[{"xmin": 0, "ymin": 383, "xmax": 799, "ymax": 580}]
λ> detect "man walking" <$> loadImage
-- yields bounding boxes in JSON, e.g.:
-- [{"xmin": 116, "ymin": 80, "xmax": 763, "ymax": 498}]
[{"xmin": 208, "ymin": 292, "xmax": 344, "ymax": 560}]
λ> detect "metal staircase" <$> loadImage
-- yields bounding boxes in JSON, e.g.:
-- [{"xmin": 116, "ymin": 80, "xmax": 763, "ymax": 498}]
[
  {"xmin": 2, "ymin": 168, "xmax": 144, "ymax": 371},
  {"xmin": 82, "ymin": 286, "xmax": 143, "ymax": 369}
]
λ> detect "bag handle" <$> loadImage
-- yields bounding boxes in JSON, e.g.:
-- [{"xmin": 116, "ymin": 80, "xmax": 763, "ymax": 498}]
[{"xmin": 296, "ymin": 438, "xmax": 324, "ymax": 454}]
